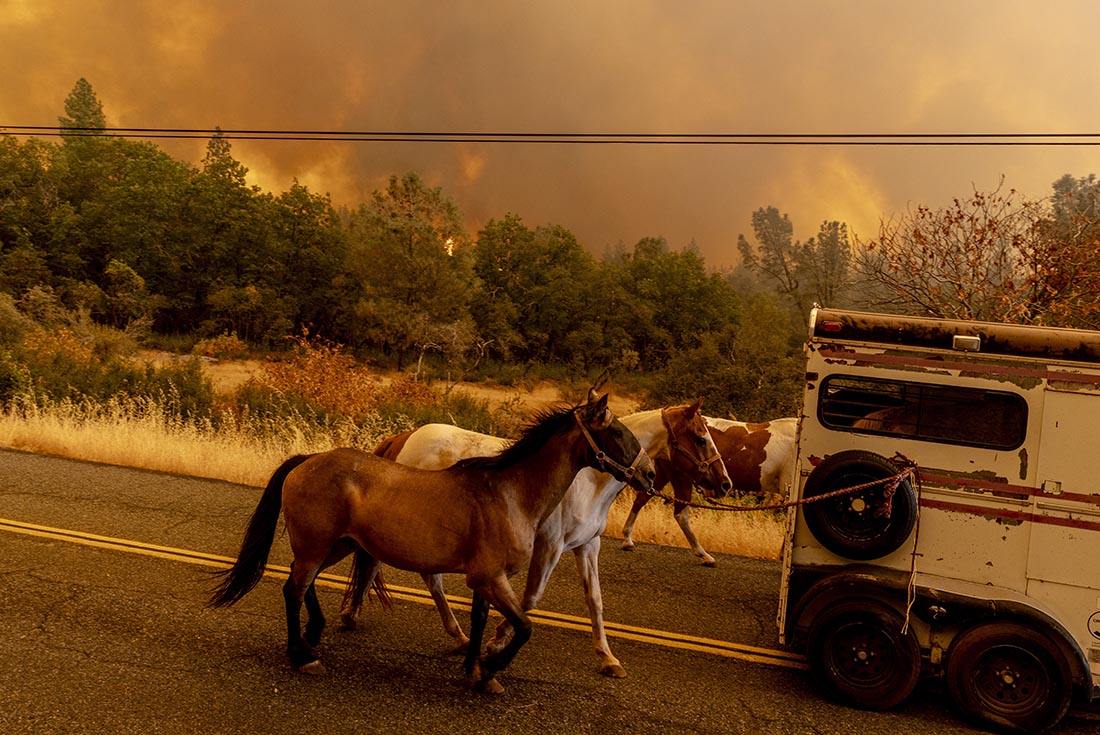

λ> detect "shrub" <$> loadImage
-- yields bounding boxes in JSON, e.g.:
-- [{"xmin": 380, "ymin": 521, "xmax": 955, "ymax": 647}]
[
  {"xmin": 192, "ymin": 332, "xmax": 250, "ymax": 360},
  {"xmin": 258, "ymin": 331, "xmax": 383, "ymax": 422},
  {"xmin": 12, "ymin": 323, "xmax": 215, "ymax": 419},
  {"xmin": 0, "ymin": 351, "xmax": 31, "ymax": 403},
  {"xmin": 0, "ymin": 294, "xmax": 34, "ymax": 349}
]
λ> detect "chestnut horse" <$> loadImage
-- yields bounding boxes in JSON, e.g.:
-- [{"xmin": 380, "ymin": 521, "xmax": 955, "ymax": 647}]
[
  {"xmin": 621, "ymin": 416, "xmax": 797, "ymax": 565},
  {"xmin": 342, "ymin": 398, "xmax": 731, "ymax": 678},
  {"xmin": 209, "ymin": 393, "xmax": 654, "ymax": 693}
]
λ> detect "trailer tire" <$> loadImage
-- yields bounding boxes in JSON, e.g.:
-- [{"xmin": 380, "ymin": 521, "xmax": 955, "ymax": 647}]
[
  {"xmin": 946, "ymin": 621, "xmax": 1072, "ymax": 733},
  {"xmin": 807, "ymin": 598, "xmax": 921, "ymax": 710},
  {"xmin": 802, "ymin": 450, "xmax": 917, "ymax": 560}
]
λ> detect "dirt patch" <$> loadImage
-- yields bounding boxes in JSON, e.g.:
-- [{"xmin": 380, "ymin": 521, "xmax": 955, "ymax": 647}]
[
  {"xmin": 135, "ymin": 351, "xmax": 264, "ymax": 395},
  {"xmin": 452, "ymin": 381, "xmax": 639, "ymax": 416},
  {"xmin": 134, "ymin": 350, "xmax": 640, "ymax": 416}
]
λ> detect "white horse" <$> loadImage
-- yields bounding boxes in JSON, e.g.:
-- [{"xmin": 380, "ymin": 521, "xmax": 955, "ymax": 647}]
[
  {"xmin": 621, "ymin": 416, "xmax": 797, "ymax": 565},
  {"xmin": 342, "ymin": 399, "xmax": 732, "ymax": 678}
]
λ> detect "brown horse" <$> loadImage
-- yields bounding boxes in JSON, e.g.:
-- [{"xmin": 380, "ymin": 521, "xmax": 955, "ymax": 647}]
[
  {"xmin": 341, "ymin": 398, "xmax": 732, "ymax": 677},
  {"xmin": 621, "ymin": 416, "xmax": 797, "ymax": 565},
  {"xmin": 209, "ymin": 393, "xmax": 655, "ymax": 693}
]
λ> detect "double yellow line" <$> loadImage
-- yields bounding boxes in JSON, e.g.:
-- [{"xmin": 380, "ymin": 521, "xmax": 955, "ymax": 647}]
[{"xmin": 0, "ymin": 516, "xmax": 807, "ymax": 671}]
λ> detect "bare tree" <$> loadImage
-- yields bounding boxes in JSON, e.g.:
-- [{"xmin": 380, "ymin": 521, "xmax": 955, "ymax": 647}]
[{"xmin": 851, "ymin": 181, "xmax": 1046, "ymax": 322}]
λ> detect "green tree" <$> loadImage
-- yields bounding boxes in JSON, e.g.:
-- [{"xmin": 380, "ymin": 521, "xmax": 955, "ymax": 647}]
[
  {"xmin": 58, "ymin": 78, "xmax": 107, "ymax": 134},
  {"xmin": 737, "ymin": 206, "xmax": 800, "ymax": 304},
  {"xmin": 345, "ymin": 173, "xmax": 475, "ymax": 369},
  {"xmin": 263, "ymin": 182, "xmax": 347, "ymax": 339},
  {"xmin": 160, "ymin": 130, "xmax": 266, "ymax": 332},
  {"xmin": 51, "ymin": 79, "xmax": 116, "ymax": 281},
  {"xmin": 625, "ymin": 237, "xmax": 740, "ymax": 370},
  {"xmin": 648, "ymin": 292, "xmax": 801, "ymax": 420},
  {"xmin": 102, "ymin": 258, "xmax": 158, "ymax": 327},
  {"xmin": 738, "ymin": 207, "xmax": 851, "ymax": 322},
  {"xmin": 472, "ymin": 215, "xmax": 599, "ymax": 367},
  {"xmin": 798, "ymin": 221, "xmax": 851, "ymax": 310},
  {"xmin": 0, "ymin": 135, "xmax": 57, "ymax": 294},
  {"xmin": 469, "ymin": 213, "xmax": 529, "ymax": 360}
]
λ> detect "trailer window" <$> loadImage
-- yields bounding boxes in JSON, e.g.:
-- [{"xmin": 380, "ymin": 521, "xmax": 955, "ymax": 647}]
[{"xmin": 818, "ymin": 375, "xmax": 1028, "ymax": 449}]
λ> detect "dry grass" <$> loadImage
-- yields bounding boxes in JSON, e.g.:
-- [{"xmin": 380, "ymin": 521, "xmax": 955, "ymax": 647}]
[
  {"xmin": 605, "ymin": 495, "xmax": 784, "ymax": 561},
  {"xmin": 0, "ymin": 351, "xmax": 786, "ymax": 561},
  {"xmin": 0, "ymin": 394, "xmax": 403, "ymax": 487}
]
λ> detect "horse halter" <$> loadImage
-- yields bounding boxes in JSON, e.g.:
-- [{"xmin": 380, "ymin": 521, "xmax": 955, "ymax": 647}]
[
  {"xmin": 661, "ymin": 409, "xmax": 723, "ymax": 476},
  {"xmin": 574, "ymin": 410, "xmax": 649, "ymax": 487}
]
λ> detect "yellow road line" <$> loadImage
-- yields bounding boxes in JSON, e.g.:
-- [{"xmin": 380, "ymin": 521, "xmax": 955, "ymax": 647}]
[{"xmin": 0, "ymin": 516, "xmax": 808, "ymax": 670}]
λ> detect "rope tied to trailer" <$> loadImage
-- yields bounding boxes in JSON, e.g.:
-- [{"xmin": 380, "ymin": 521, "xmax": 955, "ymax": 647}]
[{"xmin": 651, "ymin": 452, "xmax": 921, "ymax": 513}]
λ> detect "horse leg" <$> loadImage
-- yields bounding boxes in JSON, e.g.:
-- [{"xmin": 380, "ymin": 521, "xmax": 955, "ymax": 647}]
[
  {"xmin": 486, "ymin": 536, "xmax": 563, "ymax": 656},
  {"xmin": 283, "ymin": 560, "xmax": 326, "ymax": 674},
  {"xmin": 463, "ymin": 591, "xmax": 491, "ymax": 684},
  {"xmin": 472, "ymin": 575, "xmax": 530, "ymax": 694},
  {"xmin": 298, "ymin": 537, "xmax": 359, "ymax": 646},
  {"xmin": 573, "ymin": 537, "xmax": 625, "ymax": 677},
  {"xmin": 303, "ymin": 582, "xmax": 325, "ymax": 647},
  {"xmin": 671, "ymin": 476, "xmax": 715, "ymax": 566},
  {"xmin": 422, "ymin": 572, "xmax": 469, "ymax": 653},
  {"xmin": 620, "ymin": 489, "xmax": 651, "ymax": 551}
]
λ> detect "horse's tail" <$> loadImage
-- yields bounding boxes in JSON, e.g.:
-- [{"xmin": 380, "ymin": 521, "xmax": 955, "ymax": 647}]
[
  {"xmin": 372, "ymin": 567, "xmax": 393, "ymax": 611},
  {"xmin": 341, "ymin": 547, "xmax": 394, "ymax": 615},
  {"xmin": 208, "ymin": 454, "xmax": 313, "ymax": 608}
]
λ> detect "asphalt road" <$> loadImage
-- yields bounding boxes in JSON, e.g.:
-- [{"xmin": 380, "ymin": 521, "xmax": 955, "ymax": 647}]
[{"xmin": 0, "ymin": 448, "xmax": 1096, "ymax": 735}]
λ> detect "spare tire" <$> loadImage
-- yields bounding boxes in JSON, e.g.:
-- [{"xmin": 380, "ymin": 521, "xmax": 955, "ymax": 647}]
[{"xmin": 802, "ymin": 450, "xmax": 917, "ymax": 560}]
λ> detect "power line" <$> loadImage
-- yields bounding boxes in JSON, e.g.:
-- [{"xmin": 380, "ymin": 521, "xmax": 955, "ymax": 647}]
[{"xmin": 6, "ymin": 125, "xmax": 1100, "ymax": 145}]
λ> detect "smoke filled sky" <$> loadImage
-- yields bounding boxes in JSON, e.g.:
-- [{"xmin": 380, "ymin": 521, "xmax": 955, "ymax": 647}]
[{"xmin": 4, "ymin": 1, "xmax": 1100, "ymax": 269}]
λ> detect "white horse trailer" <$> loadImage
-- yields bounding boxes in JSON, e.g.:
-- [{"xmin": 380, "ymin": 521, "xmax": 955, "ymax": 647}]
[{"xmin": 781, "ymin": 307, "xmax": 1100, "ymax": 732}]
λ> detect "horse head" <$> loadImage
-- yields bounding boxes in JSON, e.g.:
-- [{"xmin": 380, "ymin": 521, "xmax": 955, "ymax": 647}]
[
  {"xmin": 663, "ymin": 398, "xmax": 733, "ymax": 500},
  {"xmin": 576, "ymin": 392, "xmax": 655, "ymax": 494}
]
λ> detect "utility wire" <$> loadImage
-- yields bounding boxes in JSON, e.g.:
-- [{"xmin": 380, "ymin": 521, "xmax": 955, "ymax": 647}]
[{"xmin": 5, "ymin": 125, "xmax": 1100, "ymax": 145}]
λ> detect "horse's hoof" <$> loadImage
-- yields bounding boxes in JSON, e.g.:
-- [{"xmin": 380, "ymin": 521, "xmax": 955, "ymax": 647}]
[
  {"xmin": 620, "ymin": 541, "xmax": 634, "ymax": 552},
  {"xmin": 340, "ymin": 613, "xmax": 358, "ymax": 630},
  {"xmin": 701, "ymin": 557, "xmax": 717, "ymax": 568},
  {"xmin": 600, "ymin": 662, "xmax": 628, "ymax": 678},
  {"xmin": 298, "ymin": 660, "xmax": 326, "ymax": 676},
  {"xmin": 474, "ymin": 677, "xmax": 505, "ymax": 694}
]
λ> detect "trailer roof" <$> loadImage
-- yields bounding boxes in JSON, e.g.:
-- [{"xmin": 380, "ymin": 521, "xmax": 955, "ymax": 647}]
[{"xmin": 811, "ymin": 308, "xmax": 1100, "ymax": 365}]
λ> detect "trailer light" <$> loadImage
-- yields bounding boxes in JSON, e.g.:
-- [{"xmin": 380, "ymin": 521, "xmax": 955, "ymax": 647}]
[{"xmin": 952, "ymin": 334, "xmax": 981, "ymax": 352}]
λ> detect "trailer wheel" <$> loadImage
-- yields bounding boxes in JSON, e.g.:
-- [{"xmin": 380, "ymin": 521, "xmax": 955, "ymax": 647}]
[
  {"xmin": 807, "ymin": 599, "xmax": 921, "ymax": 710},
  {"xmin": 946, "ymin": 621, "xmax": 1072, "ymax": 733},
  {"xmin": 802, "ymin": 450, "xmax": 917, "ymax": 560}
]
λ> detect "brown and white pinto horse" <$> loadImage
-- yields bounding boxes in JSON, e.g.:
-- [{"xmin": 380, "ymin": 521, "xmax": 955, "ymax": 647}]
[
  {"xmin": 342, "ymin": 398, "xmax": 732, "ymax": 678},
  {"xmin": 621, "ymin": 416, "xmax": 797, "ymax": 565},
  {"xmin": 210, "ymin": 393, "xmax": 654, "ymax": 693}
]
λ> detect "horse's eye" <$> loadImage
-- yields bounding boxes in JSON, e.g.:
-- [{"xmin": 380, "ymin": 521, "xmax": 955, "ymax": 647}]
[{"xmin": 695, "ymin": 436, "xmax": 706, "ymax": 447}]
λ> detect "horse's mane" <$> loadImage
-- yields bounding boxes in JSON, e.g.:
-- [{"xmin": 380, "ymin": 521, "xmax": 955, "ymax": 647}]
[{"xmin": 452, "ymin": 403, "xmax": 576, "ymax": 471}]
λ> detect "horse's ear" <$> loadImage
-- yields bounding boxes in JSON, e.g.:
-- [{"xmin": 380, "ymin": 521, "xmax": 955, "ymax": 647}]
[
  {"xmin": 592, "ymin": 369, "xmax": 610, "ymax": 392},
  {"xmin": 582, "ymin": 392, "xmax": 613, "ymax": 429},
  {"xmin": 595, "ymin": 392, "xmax": 609, "ymax": 412},
  {"xmin": 689, "ymin": 396, "xmax": 705, "ymax": 416},
  {"xmin": 587, "ymin": 387, "xmax": 600, "ymax": 404}
]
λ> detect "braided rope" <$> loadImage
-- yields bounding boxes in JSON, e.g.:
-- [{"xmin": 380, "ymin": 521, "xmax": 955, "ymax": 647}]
[{"xmin": 654, "ymin": 453, "xmax": 920, "ymax": 513}]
